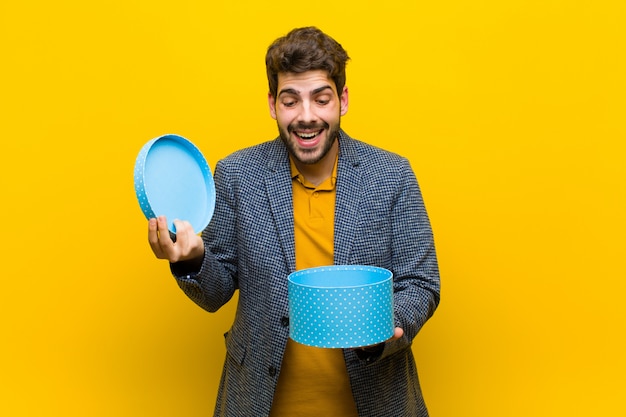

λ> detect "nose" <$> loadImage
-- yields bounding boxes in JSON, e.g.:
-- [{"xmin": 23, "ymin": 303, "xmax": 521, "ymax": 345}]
[{"xmin": 297, "ymin": 100, "xmax": 317, "ymax": 124}]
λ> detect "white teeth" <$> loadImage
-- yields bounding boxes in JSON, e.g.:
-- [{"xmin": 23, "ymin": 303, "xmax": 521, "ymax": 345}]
[{"xmin": 297, "ymin": 131, "xmax": 319, "ymax": 139}]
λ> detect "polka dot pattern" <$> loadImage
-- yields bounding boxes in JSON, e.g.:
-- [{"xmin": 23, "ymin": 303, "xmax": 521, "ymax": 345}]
[
  {"xmin": 134, "ymin": 139, "xmax": 155, "ymax": 220},
  {"xmin": 288, "ymin": 265, "xmax": 394, "ymax": 348}
]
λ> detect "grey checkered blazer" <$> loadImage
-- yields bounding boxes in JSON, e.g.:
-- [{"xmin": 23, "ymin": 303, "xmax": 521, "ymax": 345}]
[{"xmin": 173, "ymin": 130, "xmax": 440, "ymax": 416}]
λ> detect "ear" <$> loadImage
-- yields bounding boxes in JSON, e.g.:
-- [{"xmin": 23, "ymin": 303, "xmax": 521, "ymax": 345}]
[
  {"xmin": 268, "ymin": 92, "xmax": 277, "ymax": 120},
  {"xmin": 339, "ymin": 86, "xmax": 349, "ymax": 116}
]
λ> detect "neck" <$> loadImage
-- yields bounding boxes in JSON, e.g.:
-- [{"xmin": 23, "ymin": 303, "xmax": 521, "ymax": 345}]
[{"xmin": 293, "ymin": 140, "xmax": 339, "ymax": 186}]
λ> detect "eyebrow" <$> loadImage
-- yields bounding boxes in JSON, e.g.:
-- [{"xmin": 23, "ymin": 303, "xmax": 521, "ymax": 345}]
[{"xmin": 278, "ymin": 85, "xmax": 334, "ymax": 97}]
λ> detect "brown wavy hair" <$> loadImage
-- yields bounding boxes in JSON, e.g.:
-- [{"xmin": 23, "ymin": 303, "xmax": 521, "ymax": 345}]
[{"xmin": 265, "ymin": 27, "xmax": 350, "ymax": 99}]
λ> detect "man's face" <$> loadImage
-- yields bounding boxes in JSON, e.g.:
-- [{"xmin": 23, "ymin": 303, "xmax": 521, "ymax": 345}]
[{"xmin": 269, "ymin": 70, "xmax": 349, "ymax": 166}]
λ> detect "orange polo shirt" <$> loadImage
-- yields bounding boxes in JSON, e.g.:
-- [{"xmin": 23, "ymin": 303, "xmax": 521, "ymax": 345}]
[{"xmin": 269, "ymin": 157, "xmax": 359, "ymax": 417}]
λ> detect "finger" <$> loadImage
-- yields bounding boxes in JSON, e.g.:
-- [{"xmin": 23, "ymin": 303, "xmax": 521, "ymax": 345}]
[
  {"xmin": 172, "ymin": 219, "xmax": 186, "ymax": 250},
  {"xmin": 157, "ymin": 216, "xmax": 173, "ymax": 243},
  {"xmin": 156, "ymin": 216, "xmax": 177, "ymax": 256},
  {"xmin": 172, "ymin": 219, "xmax": 195, "ymax": 256},
  {"xmin": 148, "ymin": 218, "xmax": 165, "ymax": 258},
  {"xmin": 392, "ymin": 327, "xmax": 404, "ymax": 341}
]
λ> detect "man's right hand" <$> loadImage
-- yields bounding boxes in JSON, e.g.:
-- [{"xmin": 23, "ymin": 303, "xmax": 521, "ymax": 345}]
[{"xmin": 148, "ymin": 216, "xmax": 205, "ymax": 267}]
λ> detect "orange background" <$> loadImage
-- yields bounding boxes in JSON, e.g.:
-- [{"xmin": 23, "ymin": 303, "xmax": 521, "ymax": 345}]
[{"xmin": 1, "ymin": 1, "xmax": 624, "ymax": 415}]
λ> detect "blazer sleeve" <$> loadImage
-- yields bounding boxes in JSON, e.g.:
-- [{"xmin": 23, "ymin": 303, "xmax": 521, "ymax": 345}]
[
  {"xmin": 374, "ymin": 157, "xmax": 440, "ymax": 362},
  {"xmin": 170, "ymin": 158, "xmax": 240, "ymax": 313}
]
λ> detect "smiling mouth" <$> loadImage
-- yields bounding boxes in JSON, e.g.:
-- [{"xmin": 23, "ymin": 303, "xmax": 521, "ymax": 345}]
[{"xmin": 295, "ymin": 130, "xmax": 323, "ymax": 140}]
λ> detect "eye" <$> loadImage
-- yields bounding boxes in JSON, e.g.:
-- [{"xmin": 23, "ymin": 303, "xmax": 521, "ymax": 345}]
[
  {"xmin": 316, "ymin": 95, "xmax": 331, "ymax": 105},
  {"xmin": 282, "ymin": 99, "xmax": 297, "ymax": 107}
]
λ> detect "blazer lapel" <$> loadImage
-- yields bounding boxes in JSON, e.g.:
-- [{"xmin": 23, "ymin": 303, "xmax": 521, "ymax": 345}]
[
  {"xmin": 262, "ymin": 132, "xmax": 362, "ymax": 270},
  {"xmin": 264, "ymin": 140, "xmax": 297, "ymax": 273},
  {"xmin": 334, "ymin": 132, "xmax": 363, "ymax": 265}
]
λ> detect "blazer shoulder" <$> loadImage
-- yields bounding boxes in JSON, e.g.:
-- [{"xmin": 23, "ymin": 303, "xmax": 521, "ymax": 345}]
[
  {"xmin": 339, "ymin": 131, "xmax": 411, "ymax": 174},
  {"xmin": 218, "ymin": 138, "xmax": 288, "ymax": 171}
]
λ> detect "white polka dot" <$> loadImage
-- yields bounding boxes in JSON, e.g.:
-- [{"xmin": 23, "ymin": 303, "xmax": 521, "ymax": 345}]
[{"xmin": 288, "ymin": 265, "xmax": 393, "ymax": 348}]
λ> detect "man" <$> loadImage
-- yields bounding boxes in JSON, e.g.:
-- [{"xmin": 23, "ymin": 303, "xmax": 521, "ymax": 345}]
[{"xmin": 148, "ymin": 26, "xmax": 440, "ymax": 417}]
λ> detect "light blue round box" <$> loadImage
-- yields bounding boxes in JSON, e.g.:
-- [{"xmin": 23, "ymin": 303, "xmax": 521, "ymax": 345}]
[{"xmin": 288, "ymin": 265, "xmax": 394, "ymax": 348}]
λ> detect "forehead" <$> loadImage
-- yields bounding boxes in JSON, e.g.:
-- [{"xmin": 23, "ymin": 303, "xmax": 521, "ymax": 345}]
[{"xmin": 277, "ymin": 69, "xmax": 337, "ymax": 94}]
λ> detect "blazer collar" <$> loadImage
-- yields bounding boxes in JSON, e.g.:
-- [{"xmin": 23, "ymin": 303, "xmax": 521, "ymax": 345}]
[{"xmin": 263, "ymin": 130, "xmax": 364, "ymax": 270}]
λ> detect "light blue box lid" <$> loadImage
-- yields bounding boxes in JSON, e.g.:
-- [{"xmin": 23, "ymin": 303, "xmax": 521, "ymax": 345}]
[{"xmin": 134, "ymin": 134, "xmax": 215, "ymax": 234}]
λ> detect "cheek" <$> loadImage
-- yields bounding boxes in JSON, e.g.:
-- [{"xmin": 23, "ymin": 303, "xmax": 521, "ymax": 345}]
[
  {"xmin": 275, "ymin": 110, "xmax": 295, "ymax": 126},
  {"xmin": 276, "ymin": 115, "xmax": 291, "ymax": 130},
  {"xmin": 323, "ymin": 108, "xmax": 342, "ymax": 124}
]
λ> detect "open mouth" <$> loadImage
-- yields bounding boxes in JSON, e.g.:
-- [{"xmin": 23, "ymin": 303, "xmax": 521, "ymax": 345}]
[
  {"xmin": 295, "ymin": 130, "xmax": 323, "ymax": 140},
  {"xmin": 288, "ymin": 123, "xmax": 328, "ymax": 149}
]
